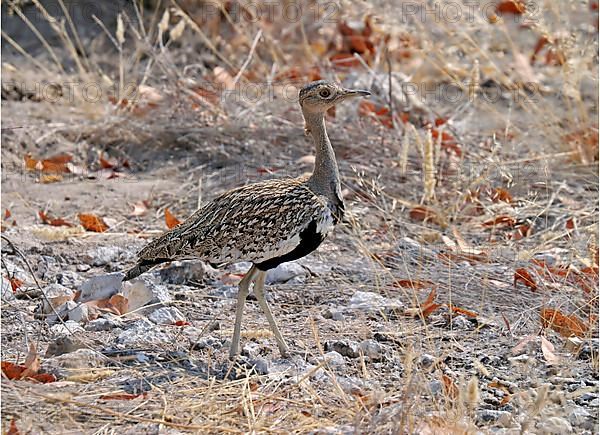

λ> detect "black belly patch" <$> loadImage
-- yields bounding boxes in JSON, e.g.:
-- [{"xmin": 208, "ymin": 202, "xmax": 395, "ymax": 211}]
[{"xmin": 255, "ymin": 220, "xmax": 325, "ymax": 271}]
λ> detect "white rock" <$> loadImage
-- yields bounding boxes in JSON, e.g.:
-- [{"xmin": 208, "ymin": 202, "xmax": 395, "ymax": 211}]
[
  {"xmin": 86, "ymin": 246, "xmax": 125, "ymax": 266},
  {"xmin": 85, "ymin": 317, "xmax": 120, "ymax": 331},
  {"xmin": 68, "ymin": 304, "xmax": 90, "ymax": 323},
  {"xmin": 78, "ymin": 272, "xmax": 124, "ymax": 303},
  {"xmin": 43, "ymin": 283, "xmax": 75, "ymax": 299},
  {"xmin": 568, "ymin": 405, "xmax": 592, "ymax": 426},
  {"xmin": 451, "ymin": 315, "xmax": 472, "ymax": 330},
  {"xmin": 50, "ymin": 319, "xmax": 84, "ymax": 335},
  {"xmin": 122, "ymin": 277, "xmax": 170, "ymax": 312},
  {"xmin": 349, "ymin": 291, "xmax": 404, "ymax": 311},
  {"xmin": 538, "ymin": 416, "xmax": 572, "ymax": 434},
  {"xmin": 359, "ymin": 339, "xmax": 383, "ymax": 360},
  {"xmin": 46, "ymin": 301, "xmax": 78, "ymax": 323},
  {"xmin": 42, "ymin": 348, "xmax": 107, "ymax": 377},
  {"xmin": 320, "ymin": 351, "xmax": 345, "ymax": 367},
  {"xmin": 117, "ymin": 319, "xmax": 174, "ymax": 345},
  {"xmin": 148, "ymin": 307, "xmax": 186, "ymax": 325},
  {"xmin": 266, "ymin": 262, "xmax": 308, "ymax": 284}
]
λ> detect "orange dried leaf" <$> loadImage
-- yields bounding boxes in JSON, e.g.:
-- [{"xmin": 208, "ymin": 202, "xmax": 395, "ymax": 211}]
[
  {"xmin": 4, "ymin": 209, "xmax": 11, "ymax": 219},
  {"xmin": 409, "ymin": 206, "xmax": 445, "ymax": 226},
  {"xmin": 1, "ymin": 361, "xmax": 25, "ymax": 380},
  {"xmin": 421, "ymin": 303, "xmax": 442, "ymax": 318},
  {"xmin": 78, "ymin": 214, "xmax": 108, "ymax": 232},
  {"xmin": 39, "ymin": 211, "xmax": 73, "ymax": 227},
  {"xmin": 490, "ymin": 187, "xmax": 513, "ymax": 203},
  {"xmin": 173, "ymin": 320, "xmax": 191, "ymax": 326},
  {"xmin": 441, "ymin": 374, "xmax": 459, "ymax": 398},
  {"xmin": 108, "ymin": 294, "xmax": 129, "ymax": 315},
  {"xmin": 483, "ymin": 215, "xmax": 516, "ymax": 227},
  {"xmin": 99, "ymin": 156, "xmax": 115, "ymax": 169},
  {"xmin": 6, "ymin": 418, "xmax": 20, "ymax": 435},
  {"xmin": 448, "ymin": 304, "xmax": 478, "ymax": 318},
  {"xmin": 541, "ymin": 308, "xmax": 588, "ymax": 337},
  {"xmin": 20, "ymin": 342, "xmax": 40, "ymax": 379},
  {"xmin": 423, "ymin": 288, "xmax": 437, "ymax": 306},
  {"xmin": 9, "ymin": 277, "xmax": 24, "ymax": 293},
  {"xmin": 165, "ymin": 208, "xmax": 181, "ymax": 229},
  {"xmin": 514, "ymin": 268, "xmax": 537, "ymax": 290},
  {"xmin": 496, "ymin": 0, "xmax": 526, "ymax": 14}
]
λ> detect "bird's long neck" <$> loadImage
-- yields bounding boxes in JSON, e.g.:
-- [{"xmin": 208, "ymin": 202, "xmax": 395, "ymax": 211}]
[{"xmin": 303, "ymin": 110, "xmax": 342, "ymax": 201}]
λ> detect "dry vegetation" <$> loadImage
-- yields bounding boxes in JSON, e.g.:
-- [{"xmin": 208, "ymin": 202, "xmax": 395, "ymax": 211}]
[{"xmin": 1, "ymin": 0, "xmax": 598, "ymax": 433}]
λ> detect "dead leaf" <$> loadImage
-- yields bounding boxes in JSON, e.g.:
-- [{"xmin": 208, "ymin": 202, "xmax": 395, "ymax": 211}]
[
  {"xmin": 393, "ymin": 279, "xmax": 435, "ymax": 289},
  {"xmin": 441, "ymin": 374, "xmax": 459, "ymax": 398},
  {"xmin": 19, "ymin": 343, "xmax": 40, "ymax": 379},
  {"xmin": 496, "ymin": 0, "xmax": 526, "ymax": 14},
  {"xmin": 514, "ymin": 268, "xmax": 537, "ymax": 290},
  {"xmin": 490, "ymin": 187, "xmax": 513, "ymax": 203},
  {"xmin": 39, "ymin": 211, "xmax": 73, "ymax": 227},
  {"xmin": 448, "ymin": 304, "xmax": 478, "ymax": 318},
  {"xmin": 172, "ymin": 320, "xmax": 191, "ymax": 326},
  {"xmin": 78, "ymin": 214, "xmax": 108, "ymax": 232},
  {"xmin": 4, "ymin": 209, "xmax": 12, "ymax": 220},
  {"xmin": 100, "ymin": 393, "xmax": 144, "ymax": 400},
  {"xmin": 511, "ymin": 334, "xmax": 537, "ymax": 355},
  {"xmin": 482, "ymin": 215, "xmax": 516, "ymax": 228},
  {"xmin": 165, "ymin": 208, "xmax": 181, "ymax": 229},
  {"xmin": 409, "ymin": 206, "xmax": 446, "ymax": 227},
  {"xmin": 541, "ymin": 308, "xmax": 588, "ymax": 337},
  {"xmin": 540, "ymin": 336, "xmax": 559, "ymax": 364},
  {"xmin": 6, "ymin": 418, "xmax": 20, "ymax": 435},
  {"xmin": 9, "ymin": 277, "xmax": 24, "ymax": 293}
]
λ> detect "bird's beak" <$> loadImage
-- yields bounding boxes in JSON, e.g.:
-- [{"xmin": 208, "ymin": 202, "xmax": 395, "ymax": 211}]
[{"xmin": 342, "ymin": 88, "xmax": 371, "ymax": 98}]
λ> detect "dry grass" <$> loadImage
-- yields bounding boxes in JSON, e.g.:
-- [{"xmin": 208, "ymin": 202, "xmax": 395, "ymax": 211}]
[{"xmin": 1, "ymin": 0, "xmax": 598, "ymax": 433}]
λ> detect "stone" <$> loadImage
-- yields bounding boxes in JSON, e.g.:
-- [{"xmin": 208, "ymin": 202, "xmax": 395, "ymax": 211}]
[
  {"xmin": 85, "ymin": 317, "xmax": 121, "ymax": 332},
  {"xmin": 42, "ymin": 348, "xmax": 107, "ymax": 377},
  {"xmin": 323, "ymin": 307, "xmax": 345, "ymax": 321},
  {"xmin": 266, "ymin": 262, "xmax": 308, "ymax": 284},
  {"xmin": 68, "ymin": 304, "xmax": 91, "ymax": 323},
  {"xmin": 451, "ymin": 315, "xmax": 472, "ymax": 330},
  {"xmin": 122, "ymin": 277, "xmax": 171, "ymax": 312},
  {"xmin": 429, "ymin": 380, "xmax": 443, "ymax": 395},
  {"xmin": 148, "ymin": 307, "xmax": 186, "ymax": 325},
  {"xmin": 191, "ymin": 336, "xmax": 224, "ymax": 351},
  {"xmin": 43, "ymin": 283, "xmax": 75, "ymax": 299},
  {"xmin": 50, "ymin": 320, "xmax": 84, "ymax": 335},
  {"xmin": 78, "ymin": 272, "xmax": 124, "ymax": 303},
  {"xmin": 157, "ymin": 260, "xmax": 212, "ymax": 284},
  {"xmin": 209, "ymin": 285, "xmax": 238, "ymax": 299},
  {"xmin": 476, "ymin": 410, "xmax": 512, "ymax": 426},
  {"xmin": 349, "ymin": 291, "xmax": 404, "ymax": 312},
  {"xmin": 46, "ymin": 301, "xmax": 78, "ymax": 323},
  {"xmin": 320, "ymin": 351, "xmax": 345, "ymax": 367},
  {"xmin": 56, "ymin": 271, "xmax": 83, "ymax": 288},
  {"xmin": 86, "ymin": 246, "xmax": 126, "ymax": 266},
  {"xmin": 359, "ymin": 339, "xmax": 383, "ymax": 360},
  {"xmin": 419, "ymin": 354, "xmax": 436, "ymax": 369},
  {"xmin": 118, "ymin": 319, "xmax": 174, "ymax": 346},
  {"xmin": 325, "ymin": 340, "xmax": 360, "ymax": 358},
  {"xmin": 567, "ymin": 405, "xmax": 592, "ymax": 427},
  {"xmin": 537, "ymin": 416, "xmax": 572, "ymax": 434},
  {"xmin": 242, "ymin": 342, "xmax": 262, "ymax": 358},
  {"xmin": 45, "ymin": 335, "xmax": 87, "ymax": 357}
]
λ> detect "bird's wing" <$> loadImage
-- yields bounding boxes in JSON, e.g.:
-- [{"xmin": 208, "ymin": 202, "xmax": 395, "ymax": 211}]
[{"xmin": 136, "ymin": 176, "xmax": 331, "ymax": 265}]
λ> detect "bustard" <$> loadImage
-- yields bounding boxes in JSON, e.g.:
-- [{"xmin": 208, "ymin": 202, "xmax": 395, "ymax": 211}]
[{"xmin": 123, "ymin": 80, "xmax": 370, "ymax": 358}]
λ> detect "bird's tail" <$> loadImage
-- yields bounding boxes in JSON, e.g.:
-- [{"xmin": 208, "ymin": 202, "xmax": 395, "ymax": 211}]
[{"xmin": 122, "ymin": 259, "xmax": 166, "ymax": 282}]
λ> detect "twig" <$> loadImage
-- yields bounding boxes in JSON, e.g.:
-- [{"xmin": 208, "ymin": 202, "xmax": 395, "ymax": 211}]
[{"xmin": 232, "ymin": 29, "xmax": 262, "ymax": 87}]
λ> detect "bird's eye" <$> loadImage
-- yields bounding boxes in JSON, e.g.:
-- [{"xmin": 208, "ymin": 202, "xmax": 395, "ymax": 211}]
[{"xmin": 319, "ymin": 89, "xmax": 331, "ymax": 98}]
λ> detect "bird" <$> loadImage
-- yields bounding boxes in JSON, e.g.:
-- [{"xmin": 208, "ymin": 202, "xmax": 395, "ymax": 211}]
[{"xmin": 123, "ymin": 80, "xmax": 371, "ymax": 358}]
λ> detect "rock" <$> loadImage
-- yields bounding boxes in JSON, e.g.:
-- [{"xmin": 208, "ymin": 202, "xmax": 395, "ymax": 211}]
[
  {"xmin": 122, "ymin": 277, "xmax": 171, "ymax": 311},
  {"xmin": 476, "ymin": 410, "xmax": 512, "ymax": 426},
  {"xmin": 117, "ymin": 319, "xmax": 174, "ymax": 346},
  {"xmin": 78, "ymin": 272, "xmax": 124, "ymax": 303},
  {"xmin": 46, "ymin": 301, "xmax": 78, "ymax": 323},
  {"xmin": 42, "ymin": 348, "xmax": 107, "ymax": 377},
  {"xmin": 429, "ymin": 380, "xmax": 443, "ymax": 395},
  {"xmin": 451, "ymin": 315, "xmax": 472, "ymax": 330},
  {"xmin": 323, "ymin": 308, "xmax": 345, "ymax": 321},
  {"xmin": 68, "ymin": 303, "xmax": 91, "ymax": 323},
  {"xmin": 85, "ymin": 317, "xmax": 121, "ymax": 332},
  {"xmin": 349, "ymin": 291, "xmax": 404, "ymax": 312},
  {"xmin": 148, "ymin": 307, "xmax": 186, "ymax": 325},
  {"xmin": 325, "ymin": 340, "xmax": 359, "ymax": 358},
  {"xmin": 50, "ymin": 320, "xmax": 85, "ymax": 335},
  {"xmin": 45, "ymin": 335, "xmax": 87, "ymax": 357},
  {"xmin": 157, "ymin": 260, "xmax": 213, "ymax": 284},
  {"xmin": 265, "ymin": 262, "xmax": 308, "ymax": 284},
  {"xmin": 567, "ymin": 405, "xmax": 592, "ymax": 428},
  {"xmin": 86, "ymin": 246, "xmax": 126, "ymax": 266},
  {"xmin": 359, "ymin": 339, "xmax": 383, "ymax": 360},
  {"xmin": 190, "ymin": 336, "xmax": 224, "ymax": 351},
  {"xmin": 242, "ymin": 342, "xmax": 262, "ymax": 358},
  {"xmin": 320, "ymin": 351, "xmax": 345, "ymax": 367},
  {"xmin": 1, "ymin": 276, "xmax": 15, "ymax": 301},
  {"xmin": 252, "ymin": 357, "xmax": 269, "ymax": 375},
  {"xmin": 209, "ymin": 285, "xmax": 238, "ymax": 299},
  {"xmin": 537, "ymin": 416, "xmax": 572, "ymax": 434},
  {"xmin": 419, "ymin": 354, "xmax": 436, "ymax": 369},
  {"xmin": 56, "ymin": 270, "xmax": 83, "ymax": 288},
  {"xmin": 76, "ymin": 264, "xmax": 91, "ymax": 272},
  {"xmin": 43, "ymin": 283, "xmax": 75, "ymax": 299}
]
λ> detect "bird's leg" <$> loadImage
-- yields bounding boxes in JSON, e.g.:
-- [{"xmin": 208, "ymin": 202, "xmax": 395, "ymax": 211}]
[
  {"xmin": 229, "ymin": 266, "xmax": 259, "ymax": 359},
  {"xmin": 253, "ymin": 270, "xmax": 290, "ymax": 358}
]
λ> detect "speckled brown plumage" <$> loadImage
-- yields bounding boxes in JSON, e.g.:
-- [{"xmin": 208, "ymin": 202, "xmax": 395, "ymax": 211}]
[{"xmin": 122, "ymin": 80, "xmax": 370, "ymax": 358}]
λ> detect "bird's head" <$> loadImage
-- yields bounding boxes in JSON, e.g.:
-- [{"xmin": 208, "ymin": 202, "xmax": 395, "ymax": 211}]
[{"xmin": 299, "ymin": 80, "xmax": 370, "ymax": 114}]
